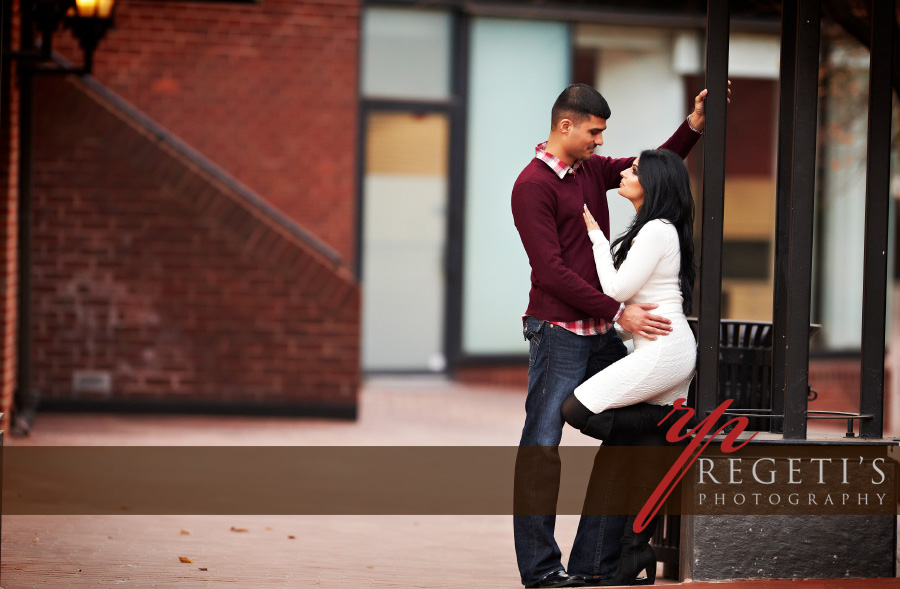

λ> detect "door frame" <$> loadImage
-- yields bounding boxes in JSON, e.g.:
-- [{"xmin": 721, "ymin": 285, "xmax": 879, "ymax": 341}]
[{"xmin": 355, "ymin": 8, "xmax": 469, "ymax": 375}]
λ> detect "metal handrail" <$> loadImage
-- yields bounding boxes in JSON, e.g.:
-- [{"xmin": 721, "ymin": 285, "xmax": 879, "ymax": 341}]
[{"xmin": 714, "ymin": 409, "xmax": 874, "ymax": 438}]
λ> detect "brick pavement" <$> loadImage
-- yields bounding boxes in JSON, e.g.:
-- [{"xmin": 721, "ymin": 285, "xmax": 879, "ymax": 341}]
[{"xmin": 1, "ymin": 377, "xmax": 896, "ymax": 587}]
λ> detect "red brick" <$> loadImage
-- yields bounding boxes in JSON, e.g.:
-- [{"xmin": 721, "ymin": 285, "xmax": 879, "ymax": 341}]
[
  {"xmin": 25, "ymin": 75, "xmax": 360, "ymax": 410},
  {"xmin": 53, "ymin": 0, "xmax": 359, "ymax": 263}
]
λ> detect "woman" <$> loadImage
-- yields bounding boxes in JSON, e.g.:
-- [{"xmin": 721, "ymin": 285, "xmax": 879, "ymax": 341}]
[{"xmin": 560, "ymin": 148, "xmax": 697, "ymax": 586}]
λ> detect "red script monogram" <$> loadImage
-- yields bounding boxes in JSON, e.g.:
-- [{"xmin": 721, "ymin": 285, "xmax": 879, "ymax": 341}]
[{"xmin": 633, "ymin": 398, "xmax": 758, "ymax": 532}]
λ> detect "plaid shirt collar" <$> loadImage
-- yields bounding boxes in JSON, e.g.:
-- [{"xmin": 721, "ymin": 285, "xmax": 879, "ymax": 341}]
[{"xmin": 535, "ymin": 141, "xmax": 582, "ymax": 179}]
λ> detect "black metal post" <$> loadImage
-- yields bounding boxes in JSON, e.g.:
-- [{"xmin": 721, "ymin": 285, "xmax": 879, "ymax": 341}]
[
  {"xmin": 782, "ymin": 0, "xmax": 820, "ymax": 440},
  {"xmin": 770, "ymin": 0, "xmax": 799, "ymax": 435},
  {"xmin": 696, "ymin": 0, "xmax": 729, "ymax": 420},
  {"xmin": 16, "ymin": 64, "xmax": 33, "ymax": 408},
  {"xmin": 11, "ymin": 0, "xmax": 30, "ymax": 434},
  {"xmin": 13, "ymin": 49, "xmax": 37, "ymax": 436},
  {"xmin": 11, "ymin": 0, "xmax": 50, "ymax": 436},
  {"xmin": 859, "ymin": 0, "xmax": 894, "ymax": 439},
  {"xmin": 444, "ymin": 9, "xmax": 469, "ymax": 373}
]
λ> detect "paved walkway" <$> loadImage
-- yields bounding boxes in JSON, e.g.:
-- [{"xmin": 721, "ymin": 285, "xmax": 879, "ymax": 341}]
[{"xmin": 1, "ymin": 377, "xmax": 896, "ymax": 587}]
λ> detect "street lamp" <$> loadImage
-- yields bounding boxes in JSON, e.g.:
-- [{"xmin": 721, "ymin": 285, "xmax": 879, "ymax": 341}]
[
  {"xmin": 66, "ymin": 0, "xmax": 117, "ymax": 74},
  {"xmin": 28, "ymin": 0, "xmax": 117, "ymax": 74}
]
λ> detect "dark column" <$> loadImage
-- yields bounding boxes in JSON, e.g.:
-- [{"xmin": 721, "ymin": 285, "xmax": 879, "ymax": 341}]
[
  {"xmin": 13, "ymin": 0, "xmax": 39, "ymax": 436},
  {"xmin": 695, "ymin": 0, "xmax": 730, "ymax": 420},
  {"xmin": 859, "ymin": 0, "xmax": 895, "ymax": 439},
  {"xmin": 782, "ymin": 0, "xmax": 821, "ymax": 440},
  {"xmin": 444, "ymin": 9, "xmax": 469, "ymax": 372},
  {"xmin": 770, "ymin": 0, "xmax": 798, "ymax": 435}
]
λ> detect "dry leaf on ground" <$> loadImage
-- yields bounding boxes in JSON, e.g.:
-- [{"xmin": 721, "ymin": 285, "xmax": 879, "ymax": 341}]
[{"xmin": 178, "ymin": 557, "xmax": 195, "ymax": 563}]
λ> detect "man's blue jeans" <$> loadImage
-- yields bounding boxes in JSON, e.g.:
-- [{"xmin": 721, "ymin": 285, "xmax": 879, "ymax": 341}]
[{"xmin": 514, "ymin": 317, "xmax": 628, "ymax": 586}]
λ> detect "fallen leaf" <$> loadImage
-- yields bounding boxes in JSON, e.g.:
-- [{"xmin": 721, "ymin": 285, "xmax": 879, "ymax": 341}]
[
  {"xmin": 199, "ymin": 567, "xmax": 208, "ymax": 571},
  {"xmin": 178, "ymin": 557, "xmax": 195, "ymax": 563},
  {"xmin": 366, "ymin": 565, "xmax": 375, "ymax": 569},
  {"xmin": 33, "ymin": 537, "xmax": 39, "ymax": 543},
  {"xmin": 288, "ymin": 535, "xmax": 296, "ymax": 540},
  {"xmin": 180, "ymin": 530, "xmax": 190, "ymax": 535},
  {"xmin": 230, "ymin": 527, "xmax": 249, "ymax": 533}
]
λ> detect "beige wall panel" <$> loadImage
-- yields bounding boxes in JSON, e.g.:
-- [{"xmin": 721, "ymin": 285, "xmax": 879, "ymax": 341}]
[
  {"xmin": 366, "ymin": 113, "xmax": 448, "ymax": 176},
  {"xmin": 723, "ymin": 177, "xmax": 776, "ymax": 240},
  {"xmin": 723, "ymin": 280, "xmax": 773, "ymax": 322}
]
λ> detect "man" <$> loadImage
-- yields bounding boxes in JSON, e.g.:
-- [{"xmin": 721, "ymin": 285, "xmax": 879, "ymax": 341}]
[{"xmin": 511, "ymin": 83, "xmax": 714, "ymax": 588}]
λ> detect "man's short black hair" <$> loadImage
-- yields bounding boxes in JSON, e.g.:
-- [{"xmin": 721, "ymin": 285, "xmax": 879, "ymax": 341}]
[{"xmin": 551, "ymin": 83, "xmax": 611, "ymax": 128}]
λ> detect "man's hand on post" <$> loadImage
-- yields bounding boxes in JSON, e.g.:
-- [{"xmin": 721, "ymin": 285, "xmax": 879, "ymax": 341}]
[
  {"xmin": 688, "ymin": 80, "xmax": 731, "ymax": 134},
  {"xmin": 617, "ymin": 303, "xmax": 672, "ymax": 340}
]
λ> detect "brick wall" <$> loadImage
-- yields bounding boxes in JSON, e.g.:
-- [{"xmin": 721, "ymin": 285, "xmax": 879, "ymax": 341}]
[
  {"xmin": 455, "ymin": 364, "xmax": 528, "ymax": 389},
  {"xmin": 52, "ymin": 0, "xmax": 360, "ymax": 263},
  {"xmin": 807, "ymin": 357, "xmax": 893, "ymax": 435},
  {"xmin": 29, "ymin": 75, "xmax": 359, "ymax": 414},
  {"xmin": 808, "ymin": 357, "xmax": 861, "ymax": 415}
]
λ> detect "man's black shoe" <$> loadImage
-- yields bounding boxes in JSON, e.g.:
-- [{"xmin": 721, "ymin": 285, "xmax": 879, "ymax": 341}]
[{"xmin": 526, "ymin": 569, "xmax": 586, "ymax": 588}]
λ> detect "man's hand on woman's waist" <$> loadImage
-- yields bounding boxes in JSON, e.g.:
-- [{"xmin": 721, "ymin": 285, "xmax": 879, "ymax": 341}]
[{"xmin": 617, "ymin": 302, "xmax": 672, "ymax": 340}]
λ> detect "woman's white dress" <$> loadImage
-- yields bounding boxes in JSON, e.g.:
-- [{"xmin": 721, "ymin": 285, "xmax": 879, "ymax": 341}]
[{"xmin": 574, "ymin": 219, "xmax": 696, "ymax": 414}]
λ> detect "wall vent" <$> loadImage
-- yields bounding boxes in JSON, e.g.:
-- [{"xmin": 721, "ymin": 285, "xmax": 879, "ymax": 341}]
[{"xmin": 72, "ymin": 371, "xmax": 113, "ymax": 395}]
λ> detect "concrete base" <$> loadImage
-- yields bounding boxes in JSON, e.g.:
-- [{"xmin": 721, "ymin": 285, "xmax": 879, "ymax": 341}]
[
  {"xmin": 681, "ymin": 514, "xmax": 897, "ymax": 581},
  {"xmin": 675, "ymin": 434, "xmax": 899, "ymax": 580}
]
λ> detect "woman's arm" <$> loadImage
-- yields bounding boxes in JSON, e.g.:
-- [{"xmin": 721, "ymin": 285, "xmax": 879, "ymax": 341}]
[{"xmin": 583, "ymin": 206, "xmax": 668, "ymax": 302}]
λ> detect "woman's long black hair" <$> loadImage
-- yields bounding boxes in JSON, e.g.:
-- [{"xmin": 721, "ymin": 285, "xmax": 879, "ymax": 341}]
[{"xmin": 610, "ymin": 148, "xmax": 696, "ymax": 314}]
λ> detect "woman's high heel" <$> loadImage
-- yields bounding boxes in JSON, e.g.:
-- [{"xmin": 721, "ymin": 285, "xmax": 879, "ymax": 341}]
[{"xmin": 601, "ymin": 515, "xmax": 658, "ymax": 586}]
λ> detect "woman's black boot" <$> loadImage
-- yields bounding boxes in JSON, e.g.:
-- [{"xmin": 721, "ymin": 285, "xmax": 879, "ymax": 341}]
[
  {"xmin": 578, "ymin": 403, "xmax": 671, "ymax": 442},
  {"xmin": 600, "ymin": 513, "xmax": 658, "ymax": 586}
]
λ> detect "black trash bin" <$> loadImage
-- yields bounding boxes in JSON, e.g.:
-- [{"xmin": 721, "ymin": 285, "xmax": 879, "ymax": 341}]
[
  {"xmin": 688, "ymin": 319, "xmax": 774, "ymax": 431},
  {"xmin": 685, "ymin": 318, "xmax": 820, "ymax": 431}
]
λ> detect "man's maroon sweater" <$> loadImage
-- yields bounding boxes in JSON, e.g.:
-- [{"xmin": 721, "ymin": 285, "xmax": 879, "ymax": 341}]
[{"xmin": 511, "ymin": 120, "xmax": 701, "ymax": 324}]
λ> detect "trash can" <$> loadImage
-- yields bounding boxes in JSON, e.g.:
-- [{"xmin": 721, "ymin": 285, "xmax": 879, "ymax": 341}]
[
  {"xmin": 686, "ymin": 319, "xmax": 820, "ymax": 431},
  {"xmin": 688, "ymin": 319, "xmax": 772, "ymax": 431}
]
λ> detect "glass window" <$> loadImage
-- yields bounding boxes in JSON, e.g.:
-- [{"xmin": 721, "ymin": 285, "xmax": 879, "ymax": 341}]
[
  {"xmin": 361, "ymin": 7, "xmax": 452, "ymax": 100},
  {"xmin": 361, "ymin": 112, "xmax": 449, "ymax": 371},
  {"xmin": 461, "ymin": 17, "xmax": 570, "ymax": 355}
]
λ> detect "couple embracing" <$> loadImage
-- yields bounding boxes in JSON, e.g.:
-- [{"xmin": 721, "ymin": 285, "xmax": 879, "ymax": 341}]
[{"xmin": 512, "ymin": 82, "xmax": 727, "ymax": 587}]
